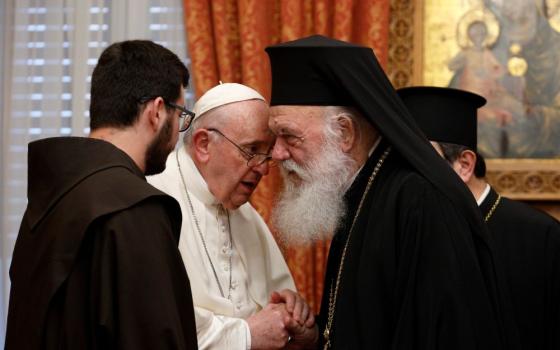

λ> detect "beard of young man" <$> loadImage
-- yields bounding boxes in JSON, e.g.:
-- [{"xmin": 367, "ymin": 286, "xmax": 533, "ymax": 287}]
[
  {"xmin": 272, "ymin": 129, "xmax": 357, "ymax": 244},
  {"xmin": 145, "ymin": 113, "xmax": 174, "ymax": 176}
]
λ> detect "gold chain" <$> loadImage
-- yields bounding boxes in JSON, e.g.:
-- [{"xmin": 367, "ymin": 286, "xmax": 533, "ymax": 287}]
[
  {"xmin": 484, "ymin": 194, "xmax": 501, "ymax": 222},
  {"xmin": 323, "ymin": 147, "xmax": 391, "ymax": 349}
]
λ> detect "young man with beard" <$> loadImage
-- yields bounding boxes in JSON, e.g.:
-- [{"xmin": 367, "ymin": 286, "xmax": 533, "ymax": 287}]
[
  {"xmin": 265, "ymin": 36, "xmax": 520, "ymax": 349},
  {"xmin": 398, "ymin": 86, "xmax": 560, "ymax": 350},
  {"xmin": 148, "ymin": 83, "xmax": 314, "ymax": 350},
  {"xmin": 6, "ymin": 40, "xmax": 198, "ymax": 349}
]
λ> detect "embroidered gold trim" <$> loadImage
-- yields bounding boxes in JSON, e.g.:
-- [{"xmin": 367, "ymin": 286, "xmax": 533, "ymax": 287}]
[{"xmin": 484, "ymin": 194, "xmax": 502, "ymax": 222}]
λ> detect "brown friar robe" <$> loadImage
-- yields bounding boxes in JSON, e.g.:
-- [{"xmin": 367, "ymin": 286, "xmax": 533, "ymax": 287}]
[{"xmin": 6, "ymin": 137, "xmax": 197, "ymax": 350}]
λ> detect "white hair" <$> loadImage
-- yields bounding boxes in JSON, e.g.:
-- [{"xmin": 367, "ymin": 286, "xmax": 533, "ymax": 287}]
[{"xmin": 272, "ymin": 106, "xmax": 359, "ymax": 244}]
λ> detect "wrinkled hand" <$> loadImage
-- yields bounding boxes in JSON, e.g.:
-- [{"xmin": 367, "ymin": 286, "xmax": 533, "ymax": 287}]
[
  {"xmin": 284, "ymin": 319, "xmax": 319, "ymax": 350},
  {"xmin": 269, "ymin": 289, "xmax": 318, "ymax": 349},
  {"xmin": 247, "ymin": 303, "xmax": 291, "ymax": 349},
  {"xmin": 269, "ymin": 289, "xmax": 314, "ymax": 328}
]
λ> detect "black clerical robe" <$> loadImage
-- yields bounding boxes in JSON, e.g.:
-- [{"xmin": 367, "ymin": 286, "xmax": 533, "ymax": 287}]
[
  {"xmin": 6, "ymin": 137, "xmax": 197, "ymax": 350},
  {"xmin": 318, "ymin": 143, "xmax": 510, "ymax": 349},
  {"xmin": 266, "ymin": 35, "xmax": 519, "ymax": 349},
  {"xmin": 480, "ymin": 187, "xmax": 560, "ymax": 350}
]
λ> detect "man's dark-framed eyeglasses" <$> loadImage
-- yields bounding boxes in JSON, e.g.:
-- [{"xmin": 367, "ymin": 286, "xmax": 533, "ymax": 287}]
[
  {"xmin": 207, "ymin": 128, "xmax": 273, "ymax": 168},
  {"xmin": 138, "ymin": 96, "xmax": 195, "ymax": 132},
  {"xmin": 165, "ymin": 101, "xmax": 196, "ymax": 132}
]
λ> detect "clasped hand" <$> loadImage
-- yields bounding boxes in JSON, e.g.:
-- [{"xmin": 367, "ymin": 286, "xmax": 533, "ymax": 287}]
[{"xmin": 247, "ymin": 289, "xmax": 318, "ymax": 349}]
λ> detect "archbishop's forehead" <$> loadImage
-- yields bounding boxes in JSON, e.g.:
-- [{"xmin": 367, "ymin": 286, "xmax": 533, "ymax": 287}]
[
  {"xmin": 269, "ymin": 106, "xmax": 330, "ymax": 141},
  {"xmin": 269, "ymin": 105, "xmax": 325, "ymax": 119}
]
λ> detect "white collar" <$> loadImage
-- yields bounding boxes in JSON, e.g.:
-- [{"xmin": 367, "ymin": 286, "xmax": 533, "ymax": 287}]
[
  {"xmin": 476, "ymin": 183, "xmax": 491, "ymax": 206},
  {"xmin": 175, "ymin": 146, "xmax": 220, "ymax": 206}
]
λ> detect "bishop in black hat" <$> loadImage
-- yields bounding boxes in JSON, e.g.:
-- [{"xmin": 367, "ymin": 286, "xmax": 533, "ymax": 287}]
[
  {"xmin": 399, "ymin": 86, "xmax": 560, "ymax": 350},
  {"xmin": 265, "ymin": 35, "xmax": 520, "ymax": 349}
]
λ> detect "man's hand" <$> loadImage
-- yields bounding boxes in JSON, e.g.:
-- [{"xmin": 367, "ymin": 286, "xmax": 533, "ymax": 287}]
[
  {"xmin": 285, "ymin": 322, "xmax": 319, "ymax": 350},
  {"xmin": 247, "ymin": 303, "xmax": 291, "ymax": 349},
  {"xmin": 269, "ymin": 289, "xmax": 314, "ymax": 328},
  {"xmin": 268, "ymin": 289, "xmax": 318, "ymax": 349}
]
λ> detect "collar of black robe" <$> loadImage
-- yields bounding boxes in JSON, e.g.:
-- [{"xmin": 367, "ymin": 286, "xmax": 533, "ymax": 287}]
[
  {"xmin": 266, "ymin": 35, "xmax": 490, "ymax": 246},
  {"xmin": 26, "ymin": 136, "xmax": 145, "ymax": 230},
  {"xmin": 479, "ymin": 186, "xmax": 500, "ymax": 222}
]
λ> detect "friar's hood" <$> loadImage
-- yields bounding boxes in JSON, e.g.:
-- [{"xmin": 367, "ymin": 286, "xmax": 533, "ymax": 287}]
[{"xmin": 26, "ymin": 137, "xmax": 144, "ymax": 230}]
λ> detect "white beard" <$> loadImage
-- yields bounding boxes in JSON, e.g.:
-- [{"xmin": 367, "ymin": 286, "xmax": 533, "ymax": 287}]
[{"xmin": 272, "ymin": 138, "xmax": 356, "ymax": 244}]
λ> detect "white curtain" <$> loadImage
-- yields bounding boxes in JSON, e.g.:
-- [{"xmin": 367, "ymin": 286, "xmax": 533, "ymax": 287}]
[{"xmin": 0, "ymin": 0, "xmax": 192, "ymax": 345}]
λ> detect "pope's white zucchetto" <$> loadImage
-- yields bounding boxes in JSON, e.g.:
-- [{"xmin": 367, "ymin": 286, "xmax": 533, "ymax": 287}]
[{"xmin": 193, "ymin": 83, "xmax": 266, "ymax": 121}]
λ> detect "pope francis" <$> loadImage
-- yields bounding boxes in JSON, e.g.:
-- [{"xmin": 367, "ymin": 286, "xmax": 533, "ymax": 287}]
[{"xmin": 148, "ymin": 83, "xmax": 311, "ymax": 349}]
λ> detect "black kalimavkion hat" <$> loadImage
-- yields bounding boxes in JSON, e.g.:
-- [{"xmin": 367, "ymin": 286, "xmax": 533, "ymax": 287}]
[
  {"xmin": 397, "ymin": 86, "xmax": 486, "ymax": 150},
  {"xmin": 265, "ymin": 35, "xmax": 368, "ymax": 107}
]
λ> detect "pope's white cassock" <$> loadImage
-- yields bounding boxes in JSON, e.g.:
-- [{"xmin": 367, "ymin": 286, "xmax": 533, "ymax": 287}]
[{"xmin": 148, "ymin": 147, "xmax": 296, "ymax": 349}]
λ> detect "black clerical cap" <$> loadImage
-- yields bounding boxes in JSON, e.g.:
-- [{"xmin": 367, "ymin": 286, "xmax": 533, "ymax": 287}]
[
  {"xmin": 266, "ymin": 35, "xmax": 367, "ymax": 106},
  {"xmin": 397, "ymin": 86, "xmax": 486, "ymax": 150}
]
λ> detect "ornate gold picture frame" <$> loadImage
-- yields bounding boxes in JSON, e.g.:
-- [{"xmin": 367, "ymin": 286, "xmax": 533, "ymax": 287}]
[{"xmin": 408, "ymin": 0, "xmax": 560, "ymax": 200}]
